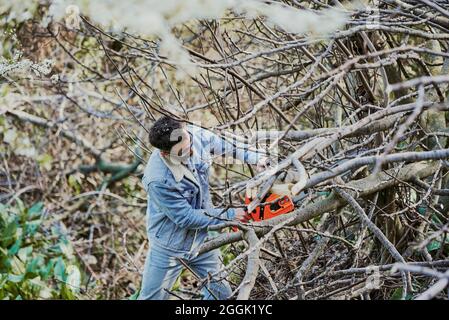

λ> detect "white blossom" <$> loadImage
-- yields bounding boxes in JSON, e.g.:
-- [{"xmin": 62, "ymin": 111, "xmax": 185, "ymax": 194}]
[
  {"xmin": 0, "ymin": 57, "xmax": 53, "ymax": 78},
  {"xmin": 51, "ymin": 74, "xmax": 59, "ymax": 84},
  {"xmin": 1, "ymin": 0, "xmax": 348, "ymax": 79}
]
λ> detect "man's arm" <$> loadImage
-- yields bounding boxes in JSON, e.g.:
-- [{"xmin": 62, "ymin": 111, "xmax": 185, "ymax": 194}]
[
  {"xmin": 198, "ymin": 127, "xmax": 267, "ymax": 165},
  {"xmin": 148, "ymin": 181, "xmax": 235, "ymax": 229}
]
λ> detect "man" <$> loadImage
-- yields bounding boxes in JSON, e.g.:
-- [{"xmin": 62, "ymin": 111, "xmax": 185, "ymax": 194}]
[{"xmin": 138, "ymin": 116, "xmax": 267, "ymax": 300}]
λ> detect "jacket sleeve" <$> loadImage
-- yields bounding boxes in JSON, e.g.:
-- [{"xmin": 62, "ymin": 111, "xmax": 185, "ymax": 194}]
[
  {"xmin": 198, "ymin": 127, "xmax": 265, "ymax": 164},
  {"xmin": 148, "ymin": 181, "xmax": 235, "ymax": 229}
]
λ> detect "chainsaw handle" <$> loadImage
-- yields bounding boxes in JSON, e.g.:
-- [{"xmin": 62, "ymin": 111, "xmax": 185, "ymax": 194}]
[{"xmin": 231, "ymin": 210, "xmax": 252, "ymax": 232}]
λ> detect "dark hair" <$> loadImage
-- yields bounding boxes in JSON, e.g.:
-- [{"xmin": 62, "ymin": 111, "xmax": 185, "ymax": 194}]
[{"xmin": 148, "ymin": 116, "xmax": 183, "ymax": 151}]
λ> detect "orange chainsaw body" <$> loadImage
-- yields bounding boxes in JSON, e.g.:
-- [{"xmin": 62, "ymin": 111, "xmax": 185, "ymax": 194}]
[{"xmin": 232, "ymin": 193, "xmax": 294, "ymax": 231}]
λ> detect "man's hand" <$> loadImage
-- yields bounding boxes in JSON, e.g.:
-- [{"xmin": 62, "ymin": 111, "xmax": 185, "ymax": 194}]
[{"xmin": 234, "ymin": 207, "xmax": 250, "ymax": 223}]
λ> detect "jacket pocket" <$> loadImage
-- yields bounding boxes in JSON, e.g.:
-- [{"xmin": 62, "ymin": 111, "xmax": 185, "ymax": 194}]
[
  {"xmin": 155, "ymin": 217, "xmax": 168, "ymax": 238},
  {"xmin": 181, "ymin": 229, "xmax": 196, "ymax": 251}
]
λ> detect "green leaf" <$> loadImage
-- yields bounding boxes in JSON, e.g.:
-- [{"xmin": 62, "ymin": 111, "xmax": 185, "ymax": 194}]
[
  {"xmin": 14, "ymin": 198, "xmax": 25, "ymax": 216},
  {"xmin": 431, "ymin": 214, "xmax": 443, "ymax": 225},
  {"xmin": 417, "ymin": 206, "xmax": 426, "ymax": 216},
  {"xmin": 7, "ymin": 238, "xmax": 22, "ymax": 256},
  {"xmin": 1, "ymin": 218, "xmax": 18, "ymax": 247},
  {"xmin": 61, "ymin": 284, "xmax": 76, "ymax": 300},
  {"xmin": 25, "ymin": 220, "xmax": 41, "ymax": 237},
  {"xmin": 36, "ymin": 154, "xmax": 53, "ymax": 171},
  {"xmin": 40, "ymin": 260, "xmax": 55, "ymax": 280},
  {"xmin": 27, "ymin": 202, "xmax": 43, "ymax": 219},
  {"xmin": 390, "ymin": 287, "xmax": 413, "ymax": 300},
  {"xmin": 129, "ymin": 290, "xmax": 140, "ymax": 300},
  {"xmin": 427, "ymin": 240, "xmax": 441, "ymax": 252},
  {"xmin": 7, "ymin": 274, "xmax": 24, "ymax": 283},
  {"xmin": 26, "ymin": 256, "xmax": 42, "ymax": 275},
  {"xmin": 68, "ymin": 175, "xmax": 81, "ymax": 194},
  {"xmin": 66, "ymin": 265, "xmax": 81, "ymax": 293},
  {"xmin": 28, "ymin": 277, "xmax": 53, "ymax": 299},
  {"xmin": 54, "ymin": 257, "xmax": 66, "ymax": 282},
  {"xmin": 10, "ymin": 256, "xmax": 25, "ymax": 274},
  {"xmin": 0, "ymin": 274, "xmax": 7, "ymax": 287},
  {"xmin": 17, "ymin": 246, "xmax": 33, "ymax": 263}
]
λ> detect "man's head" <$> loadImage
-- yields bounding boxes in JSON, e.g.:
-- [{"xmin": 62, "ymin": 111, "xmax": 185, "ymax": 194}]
[{"xmin": 148, "ymin": 116, "xmax": 192, "ymax": 161}]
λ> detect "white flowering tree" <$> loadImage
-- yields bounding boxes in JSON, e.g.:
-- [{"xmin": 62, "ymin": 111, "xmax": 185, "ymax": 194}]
[{"xmin": 1, "ymin": 0, "xmax": 449, "ymax": 300}]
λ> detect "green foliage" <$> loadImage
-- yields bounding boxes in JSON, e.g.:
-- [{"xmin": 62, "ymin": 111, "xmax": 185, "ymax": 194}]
[
  {"xmin": 67, "ymin": 174, "xmax": 82, "ymax": 195},
  {"xmin": 390, "ymin": 287, "xmax": 413, "ymax": 300},
  {"xmin": 426, "ymin": 237, "xmax": 449, "ymax": 253},
  {"xmin": 0, "ymin": 199, "xmax": 81, "ymax": 300},
  {"xmin": 36, "ymin": 153, "xmax": 53, "ymax": 172},
  {"xmin": 220, "ymin": 244, "xmax": 236, "ymax": 266}
]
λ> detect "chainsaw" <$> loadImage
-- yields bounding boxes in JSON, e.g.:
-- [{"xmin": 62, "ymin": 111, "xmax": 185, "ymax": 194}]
[{"xmin": 231, "ymin": 191, "xmax": 307, "ymax": 232}]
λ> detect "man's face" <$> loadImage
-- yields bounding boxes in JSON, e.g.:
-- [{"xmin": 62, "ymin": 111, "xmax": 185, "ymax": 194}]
[{"xmin": 167, "ymin": 127, "xmax": 192, "ymax": 162}]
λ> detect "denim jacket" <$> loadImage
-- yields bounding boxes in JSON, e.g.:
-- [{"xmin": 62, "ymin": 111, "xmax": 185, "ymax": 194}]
[{"xmin": 142, "ymin": 125, "xmax": 263, "ymax": 258}]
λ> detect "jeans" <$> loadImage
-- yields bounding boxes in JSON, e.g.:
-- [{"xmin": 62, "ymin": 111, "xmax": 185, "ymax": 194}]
[{"xmin": 138, "ymin": 243, "xmax": 232, "ymax": 300}]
